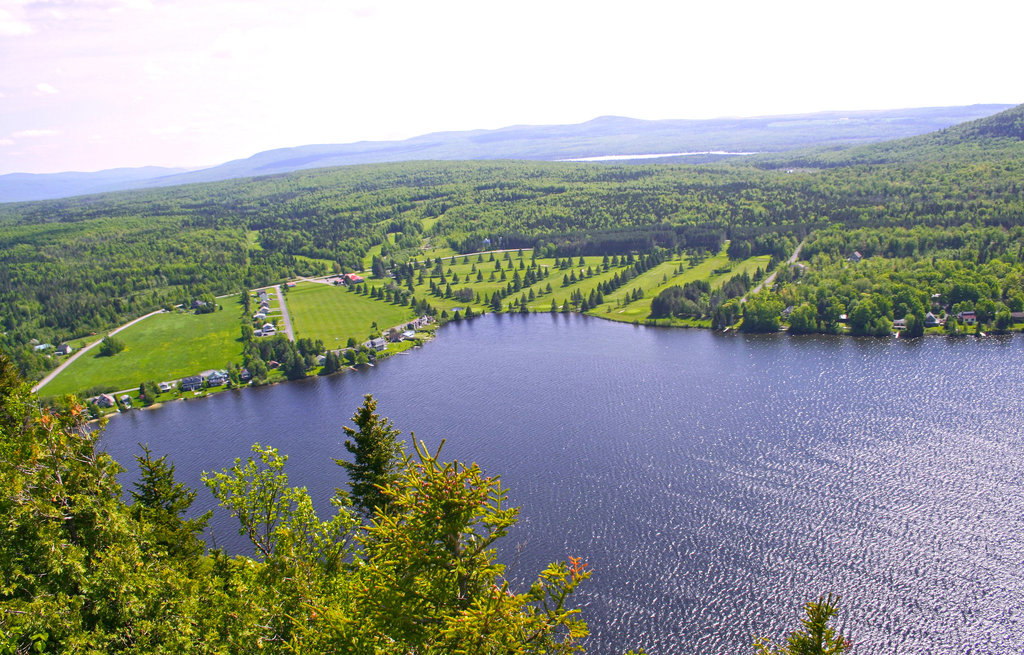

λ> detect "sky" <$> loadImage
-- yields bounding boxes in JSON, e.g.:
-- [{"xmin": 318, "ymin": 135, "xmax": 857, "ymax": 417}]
[{"xmin": 1, "ymin": 0, "xmax": 1022, "ymax": 174}]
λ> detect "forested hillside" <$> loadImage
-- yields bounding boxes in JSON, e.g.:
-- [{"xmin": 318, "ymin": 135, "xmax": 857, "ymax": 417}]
[{"xmin": 3, "ymin": 105, "xmax": 1024, "ymax": 379}]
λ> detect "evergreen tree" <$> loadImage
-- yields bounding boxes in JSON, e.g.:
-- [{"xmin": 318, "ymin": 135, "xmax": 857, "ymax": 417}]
[
  {"xmin": 131, "ymin": 445, "xmax": 211, "ymax": 558},
  {"xmin": 755, "ymin": 594, "xmax": 850, "ymax": 655},
  {"xmin": 336, "ymin": 395, "xmax": 404, "ymax": 520}
]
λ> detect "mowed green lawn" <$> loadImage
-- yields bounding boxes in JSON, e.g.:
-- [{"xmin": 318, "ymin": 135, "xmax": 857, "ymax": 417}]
[
  {"xmin": 287, "ymin": 282, "xmax": 415, "ymax": 345},
  {"xmin": 39, "ymin": 307, "xmax": 244, "ymax": 397}
]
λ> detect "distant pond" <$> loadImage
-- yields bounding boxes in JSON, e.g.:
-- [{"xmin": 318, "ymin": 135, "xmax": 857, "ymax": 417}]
[{"xmin": 100, "ymin": 314, "xmax": 1024, "ymax": 654}]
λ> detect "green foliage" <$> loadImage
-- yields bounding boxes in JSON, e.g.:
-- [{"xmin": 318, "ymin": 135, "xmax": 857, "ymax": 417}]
[
  {"xmin": 97, "ymin": 335, "xmax": 125, "ymax": 357},
  {"xmin": 131, "ymin": 445, "xmax": 211, "ymax": 559},
  {"xmin": 742, "ymin": 292, "xmax": 785, "ymax": 333},
  {"xmin": 786, "ymin": 303, "xmax": 818, "ymax": 334},
  {"xmin": 755, "ymin": 593, "xmax": 851, "ymax": 655},
  {"xmin": 1, "ymin": 344, "xmax": 606, "ymax": 652},
  {"xmin": 336, "ymin": 394, "xmax": 404, "ymax": 520}
]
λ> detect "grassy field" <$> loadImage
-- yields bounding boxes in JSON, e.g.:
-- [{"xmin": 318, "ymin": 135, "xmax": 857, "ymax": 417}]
[
  {"xmin": 41, "ymin": 245, "xmax": 777, "ymax": 395},
  {"xmin": 39, "ymin": 305, "xmax": 245, "ymax": 397},
  {"xmin": 594, "ymin": 250, "xmax": 770, "ymax": 324},
  {"xmin": 287, "ymin": 282, "xmax": 416, "ymax": 345}
]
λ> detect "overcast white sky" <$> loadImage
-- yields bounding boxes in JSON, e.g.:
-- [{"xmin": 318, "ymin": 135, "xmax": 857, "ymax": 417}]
[{"xmin": 1, "ymin": 0, "xmax": 1021, "ymax": 174}]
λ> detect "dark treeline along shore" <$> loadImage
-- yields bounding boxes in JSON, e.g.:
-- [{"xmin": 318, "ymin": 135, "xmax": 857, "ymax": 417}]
[{"xmin": 2, "ymin": 104, "xmax": 1024, "ymax": 651}]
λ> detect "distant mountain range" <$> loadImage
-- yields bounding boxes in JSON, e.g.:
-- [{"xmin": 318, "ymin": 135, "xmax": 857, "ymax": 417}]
[{"xmin": 0, "ymin": 104, "xmax": 1013, "ymax": 203}]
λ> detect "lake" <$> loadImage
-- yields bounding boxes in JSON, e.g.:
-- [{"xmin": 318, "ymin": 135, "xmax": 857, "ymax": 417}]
[{"xmin": 99, "ymin": 314, "xmax": 1024, "ymax": 654}]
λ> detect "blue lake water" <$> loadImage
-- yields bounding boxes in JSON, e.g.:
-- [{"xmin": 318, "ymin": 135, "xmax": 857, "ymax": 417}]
[{"xmin": 100, "ymin": 314, "xmax": 1024, "ymax": 654}]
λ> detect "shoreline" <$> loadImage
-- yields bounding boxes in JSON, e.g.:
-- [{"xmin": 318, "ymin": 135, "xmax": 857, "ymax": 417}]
[{"xmin": 85, "ymin": 311, "xmax": 1015, "ymax": 422}]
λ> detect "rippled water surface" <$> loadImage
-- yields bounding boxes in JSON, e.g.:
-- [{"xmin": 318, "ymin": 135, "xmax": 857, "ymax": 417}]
[{"xmin": 100, "ymin": 314, "xmax": 1024, "ymax": 654}]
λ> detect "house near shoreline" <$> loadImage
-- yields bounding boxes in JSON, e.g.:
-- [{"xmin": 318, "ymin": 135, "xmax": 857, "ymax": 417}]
[
  {"xmin": 180, "ymin": 375, "xmax": 203, "ymax": 391},
  {"xmin": 409, "ymin": 315, "xmax": 435, "ymax": 329},
  {"xmin": 202, "ymin": 369, "xmax": 229, "ymax": 387},
  {"xmin": 95, "ymin": 393, "xmax": 116, "ymax": 408}
]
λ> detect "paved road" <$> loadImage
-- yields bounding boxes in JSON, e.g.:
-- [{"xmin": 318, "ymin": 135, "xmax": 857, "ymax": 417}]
[
  {"xmin": 32, "ymin": 308, "xmax": 166, "ymax": 393},
  {"xmin": 274, "ymin": 285, "xmax": 296, "ymax": 341},
  {"xmin": 743, "ymin": 238, "xmax": 807, "ymax": 301}
]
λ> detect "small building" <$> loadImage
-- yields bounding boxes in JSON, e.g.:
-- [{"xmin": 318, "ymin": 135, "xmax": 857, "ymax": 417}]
[
  {"xmin": 191, "ymin": 299, "xmax": 208, "ymax": 310},
  {"xmin": 262, "ymin": 323, "xmax": 276, "ymax": 335},
  {"xmin": 892, "ymin": 318, "xmax": 907, "ymax": 330},
  {"xmin": 848, "ymin": 251, "xmax": 863, "ymax": 263},
  {"xmin": 203, "ymin": 369, "xmax": 229, "ymax": 386},
  {"xmin": 286, "ymin": 282, "xmax": 297, "ymax": 288},
  {"xmin": 157, "ymin": 381, "xmax": 174, "ymax": 393},
  {"xmin": 253, "ymin": 312, "xmax": 266, "ymax": 321},
  {"xmin": 1011, "ymin": 312, "xmax": 1024, "ymax": 325},
  {"xmin": 180, "ymin": 375, "xmax": 203, "ymax": 391},
  {"xmin": 119, "ymin": 395, "xmax": 132, "ymax": 408},
  {"xmin": 95, "ymin": 393, "xmax": 116, "ymax": 408},
  {"xmin": 55, "ymin": 343, "xmax": 73, "ymax": 355},
  {"xmin": 368, "ymin": 337, "xmax": 387, "ymax": 351},
  {"xmin": 402, "ymin": 329, "xmax": 416, "ymax": 340},
  {"xmin": 924, "ymin": 312, "xmax": 941, "ymax": 328},
  {"xmin": 254, "ymin": 329, "xmax": 264, "ymax": 337},
  {"xmin": 33, "ymin": 343, "xmax": 52, "ymax": 351},
  {"xmin": 239, "ymin": 368, "xmax": 252, "ymax": 381},
  {"xmin": 959, "ymin": 311, "xmax": 977, "ymax": 325},
  {"xmin": 345, "ymin": 273, "xmax": 364, "ymax": 285}
]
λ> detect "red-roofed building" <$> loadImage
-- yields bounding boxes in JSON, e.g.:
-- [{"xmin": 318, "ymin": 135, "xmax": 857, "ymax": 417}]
[{"xmin": 345, "ymin": 273, "xmax": 364, "ymax": 284}]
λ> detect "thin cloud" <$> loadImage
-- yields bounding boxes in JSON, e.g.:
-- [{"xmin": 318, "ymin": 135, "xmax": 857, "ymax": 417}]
[
  {"xmin": 0, "ymin": 8, "xmax": 35, "ymax": 35},
  {"xmin": 0, "ymin": 138, "xmax": 14, "ymax": 146},
  {"xmin": 35, "ymin": 82, "xmax": 59, "ymax": 94},
  {"xmin": 11, "ymin": 129, "xmax": 60, "ymax": 138}
]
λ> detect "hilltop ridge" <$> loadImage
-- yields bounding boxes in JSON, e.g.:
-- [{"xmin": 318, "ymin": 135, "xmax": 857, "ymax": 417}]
[{"xmin": 0, "ymin": 104, "xmax": 1011, "ymax": 203}]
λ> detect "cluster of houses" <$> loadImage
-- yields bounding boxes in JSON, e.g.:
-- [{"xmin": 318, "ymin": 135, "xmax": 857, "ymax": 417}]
[
  {"xmin": 92, "ymin": 393, "xmax": 133, "ymax": 409},
  {"xmin": 31, "ymin": 341, "xmax": 73, "ymax": 355},
  {"xmin": 252, "ymin": 290, "xmax": 278, "ymax": 338},
  {"xmin": 892, "ymin": 313, "xmax": 944, "ymax": 330},
  {"xmin": 180, "ymin": 369, "xmax": 248, "ymax": 391},
  {"xmin": 88, "ymin": 368, "xmax": 252, "ymax": 412},
  {"xmin": 365, "ymin": 316, "xmax": 435, "ymax": 352}
]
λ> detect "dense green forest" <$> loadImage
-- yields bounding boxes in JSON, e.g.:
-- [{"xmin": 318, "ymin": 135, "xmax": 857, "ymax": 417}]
[{"xmin": 3, "ymin": 104, "xmax": 1024, "ymax": 378}]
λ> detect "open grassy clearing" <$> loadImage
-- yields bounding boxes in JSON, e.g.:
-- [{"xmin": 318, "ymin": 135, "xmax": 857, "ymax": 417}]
[
  {"xmin": 41, "ymin": 246, "xmax": 775, "ymax": 396},
  {"xmin": 287, "ymin": 282, "xmax": 415, "ymax": 346},
  {"xmin": 39, "ymin": 305, "xmax": 244, "ymax": 397},
  {"xmin": 598, "ymin": 250, "xmax": 771, "ymax": 324}
]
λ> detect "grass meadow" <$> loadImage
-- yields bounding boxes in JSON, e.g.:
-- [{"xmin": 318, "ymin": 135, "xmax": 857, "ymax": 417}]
[
  {"xmin": 286, "ymin": 282, "xmax": 416, "ymax": 346},
  {"xmin": 39, "ymin": 305, "xmax": 244, "ymax": 397}
]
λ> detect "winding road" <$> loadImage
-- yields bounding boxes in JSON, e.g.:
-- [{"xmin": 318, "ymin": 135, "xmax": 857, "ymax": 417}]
[{"xmin": 742, "ymin": 238, "xmax": 807, "ymax": 301}]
